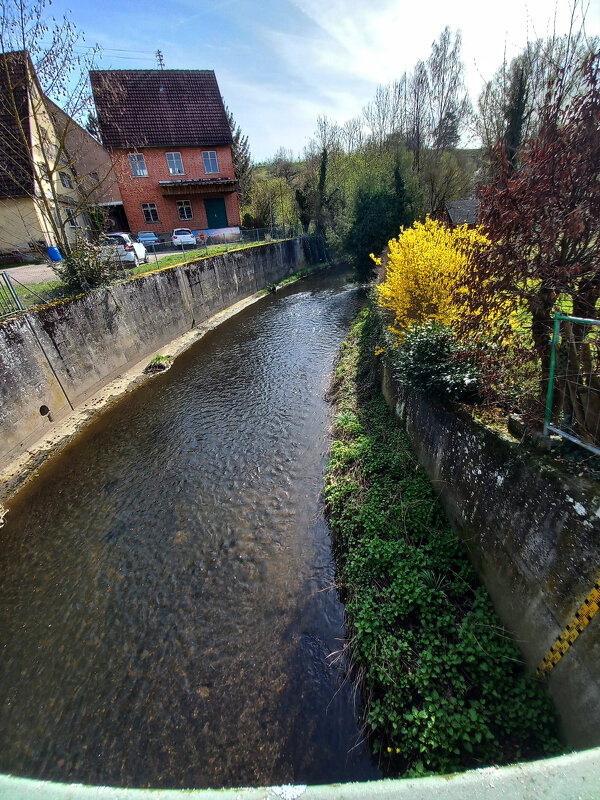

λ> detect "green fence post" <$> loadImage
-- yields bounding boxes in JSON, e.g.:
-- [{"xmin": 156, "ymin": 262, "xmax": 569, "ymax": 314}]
[{"xmin": 543, "ymin": 314, "xmax": 562, "ymax": 438}]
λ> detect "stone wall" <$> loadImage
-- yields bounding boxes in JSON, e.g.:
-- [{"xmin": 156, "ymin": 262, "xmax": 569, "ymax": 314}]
[
  {"xmin": 381, "ymin": 365, "xmax": 600, "ymax": 749},
  {"xmin": 0, "ymin": 239, "xmax": 304, "ymax": 466}
]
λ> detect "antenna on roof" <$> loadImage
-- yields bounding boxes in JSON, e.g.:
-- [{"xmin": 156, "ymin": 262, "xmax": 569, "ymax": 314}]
[{"xmin": 156, "ymin": 50, "xmax": 165, "ymax": 69}]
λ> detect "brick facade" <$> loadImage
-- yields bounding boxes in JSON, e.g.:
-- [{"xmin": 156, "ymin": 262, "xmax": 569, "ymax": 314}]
[{"xmin": 111, "ymin": 145, "xmax": 240, "ymax": 236}]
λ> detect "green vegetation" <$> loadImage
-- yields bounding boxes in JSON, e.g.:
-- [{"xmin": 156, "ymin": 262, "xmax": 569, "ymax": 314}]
[
  {"xmin": 258, "ymin": 264, "xmax": 326, "ymax": 295},
  {"xmin": 129, "ymin": 240, "xmax": 268, "ymax": 276},
  {"xmin": 324, "ymin": 306, "xmax": 561, "ymax": 776},
  {"xmin": 145, "ymin": 354, "xmax": 174, "ymax": 373},
  {"xmin": 13, "ymin": 279, "xmax": 69, "ymax": 309}
]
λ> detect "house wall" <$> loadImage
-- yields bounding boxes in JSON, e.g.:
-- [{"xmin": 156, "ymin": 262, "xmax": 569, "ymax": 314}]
[
  {"xmin": 0, "ymin": 196, "xmax": 46, "ymax": 250},
  {"xmin": 110, "ymin": 145, "xmax": 240, "ymax": 236},
  {"xmin": 48, "ymin": 102, "xmax": 122, "ymax": 206},
  {"xmin": 26, "ymin": 81, "xmax": 83, "ymax": 250}
]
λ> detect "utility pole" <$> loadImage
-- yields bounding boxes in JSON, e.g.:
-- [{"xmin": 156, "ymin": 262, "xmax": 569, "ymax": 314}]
[{"xmin": 156, "ymin": 50, "xmax": 165, "ymax": 69}]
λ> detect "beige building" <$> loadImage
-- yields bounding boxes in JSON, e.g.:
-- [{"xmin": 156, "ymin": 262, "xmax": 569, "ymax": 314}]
[{"xmin": 0, "ymin": 50, "xmax": 123, "ymax": 258}]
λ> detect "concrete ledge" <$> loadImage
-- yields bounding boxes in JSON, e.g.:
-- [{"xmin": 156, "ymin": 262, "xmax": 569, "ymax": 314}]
[{"xmin": 1, "ymin": 747, "xmax": 599, "ymax": 799}]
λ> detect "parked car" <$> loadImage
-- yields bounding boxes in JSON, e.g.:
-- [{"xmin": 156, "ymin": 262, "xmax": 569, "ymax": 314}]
[
  {"xmin": 101, "ymin": 233, "xmax": 148, "ymax": 266},
  {"xmin": 137, "ymin": 231, "xmax": 160, "ymax": 247},
  {"xmin": 172, "ymin": 228, "xmax": 196, "ymax": 247}
]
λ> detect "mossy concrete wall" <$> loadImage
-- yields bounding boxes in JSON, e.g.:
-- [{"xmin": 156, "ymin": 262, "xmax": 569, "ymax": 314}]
[
  {"xmin": 0, "ymin": 239, "xmax": 305, "ymax": 468},
  {"xmin": 381, "ymin": 365, "xmax": 600, "ymax": 749}
]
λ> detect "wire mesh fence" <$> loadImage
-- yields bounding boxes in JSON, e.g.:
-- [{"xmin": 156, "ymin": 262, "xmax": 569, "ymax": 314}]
[
  {"xmin": 544, "ymin": 313, "xmax": 600, "ymax": 456},
  {"xmin": 0, "ymin": 227, "xmax": 312, "ymax": 322}
]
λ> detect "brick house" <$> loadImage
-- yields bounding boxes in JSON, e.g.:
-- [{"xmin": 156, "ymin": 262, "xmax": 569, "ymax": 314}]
[{"xmin": 89, "ymin": 69, "xmax": 240, "ymax": 239}]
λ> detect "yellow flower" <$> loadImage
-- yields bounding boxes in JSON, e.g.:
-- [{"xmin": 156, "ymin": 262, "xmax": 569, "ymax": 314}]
[{"xmin": 376, "ymin": 216, "xmax": 489, "ymax": 333}]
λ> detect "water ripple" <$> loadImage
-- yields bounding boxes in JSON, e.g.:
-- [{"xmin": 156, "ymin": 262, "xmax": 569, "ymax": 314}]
[{"xmin": 0, "ymin": 267, "xmax": 380, "ymax": 789}]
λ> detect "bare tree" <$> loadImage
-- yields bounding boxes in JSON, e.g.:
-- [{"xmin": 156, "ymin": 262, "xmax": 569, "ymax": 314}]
[
  {"xmin": 0, "ymin": 0, "xmax": 117, "ymax": 255},
  {"xmin": 427, "ymin": 27, "xmax": 472, "ymax": 151},
  {"xmin": 477, "ymin": 2, "xmax": 598, "ymax": 159}
]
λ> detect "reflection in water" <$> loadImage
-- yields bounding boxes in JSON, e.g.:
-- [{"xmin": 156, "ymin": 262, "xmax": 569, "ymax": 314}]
[{"xmin": 0, "ymin": 267, "xmax": 380, "ymax": 789}]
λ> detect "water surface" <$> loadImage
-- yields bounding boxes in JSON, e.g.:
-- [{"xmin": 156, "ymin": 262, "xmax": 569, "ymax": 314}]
[{"xmin": 0, "ymin": 266, "xmax": 380, "ymax": 789}]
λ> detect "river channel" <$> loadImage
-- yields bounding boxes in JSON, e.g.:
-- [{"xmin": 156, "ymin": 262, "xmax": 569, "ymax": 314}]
[{"xmin": 0, "ymin": 266, "xmax": 381, "ymax": 789}]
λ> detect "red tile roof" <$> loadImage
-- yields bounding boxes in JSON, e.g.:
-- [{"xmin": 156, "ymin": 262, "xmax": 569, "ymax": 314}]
[{"xmin": 89, "ymin": 69, "xmax": 233, "ymax": 150}]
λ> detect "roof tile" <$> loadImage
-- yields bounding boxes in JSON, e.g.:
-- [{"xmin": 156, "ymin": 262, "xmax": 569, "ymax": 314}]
[{"xmin": 89, "ymin": 69, "xmax": 233, "ymax": 149}]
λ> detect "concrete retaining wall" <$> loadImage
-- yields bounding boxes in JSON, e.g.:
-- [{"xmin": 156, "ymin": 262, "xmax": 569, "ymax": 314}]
[
  {"xmin": 0, "ymin": 239, "xmax": 305, "ymax": 467},
  {"xmin": 381, "ymin": 365, "xmax": 600, "ymax": 749}
]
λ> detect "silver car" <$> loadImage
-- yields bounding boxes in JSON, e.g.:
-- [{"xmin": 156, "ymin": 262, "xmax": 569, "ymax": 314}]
[{"xmin": 101, "ymin": 233, "xmax": 148, "ymax": 266}]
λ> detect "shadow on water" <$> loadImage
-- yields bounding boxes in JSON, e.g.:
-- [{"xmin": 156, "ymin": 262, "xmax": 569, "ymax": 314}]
[{"xmin": 0, "ymin": 265, "xmax": 381, "ymax": 789}]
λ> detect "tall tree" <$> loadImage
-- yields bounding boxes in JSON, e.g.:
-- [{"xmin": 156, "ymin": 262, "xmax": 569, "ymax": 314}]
[
  {"xmin": 477, "ymin": 20, "xmax": 598, "ymax": 160},
  {"xmin": 467, "ymin": 51, "xmax": 600, "ymax": 399},
  {"xmin": 427, "ymin": 27, "xmax": 471, "ymax": 151},
  {"xmin": 0, "ymin": 0, "xmax": 115, "ymax": 255},
  {"xmin": 225, "ymin": 104, "xmax": 253, "ymax": 208}
]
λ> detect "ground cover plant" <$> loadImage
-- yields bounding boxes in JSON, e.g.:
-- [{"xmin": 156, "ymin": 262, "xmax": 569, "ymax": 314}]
[{"xmin": 324, "ymin": 307, "xmax": 561, "ymax": 775}]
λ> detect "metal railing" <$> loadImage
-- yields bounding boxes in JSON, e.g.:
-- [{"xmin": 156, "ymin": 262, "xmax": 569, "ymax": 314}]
[
  {"xmin": 0, "ymin": 272, "xmax": 24, "ymax": 319},
  {"xmin": 544, "ymin": 313, "xmax": 600, "ymax": 456}
]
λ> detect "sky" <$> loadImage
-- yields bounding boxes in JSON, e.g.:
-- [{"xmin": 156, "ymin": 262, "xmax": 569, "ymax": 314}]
[{"xmin": 34, "ymin": 0, "xmax": 600, "ymax": 161}]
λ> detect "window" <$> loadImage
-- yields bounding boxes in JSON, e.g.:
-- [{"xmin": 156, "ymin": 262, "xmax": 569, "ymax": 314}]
[
  {"xmin": 129, "ymin": 153, "xmax": 148, "ymax": 177},
  {"xmin": 65, "ymin": 208, "xmax": 78, "ymax": 228},
  {"xmin": 202, "ymin": 151, "xmax": 219, "ymax": 174},
  {"xmin": 166, "ymin": 152, "xmax": 184, "ymax": 175},
  {"xmin": 59, "ymin": 171, "xmax": 73, "ymax": 189},
  {"xmin": 177, "ymin": 200, "xmax": 193, "ymax": 220},
  {"xmin": 141, "ymin": 202, "xmax": 159, "ymax": 223},
  {"xmin": 80, "ymin": 212, "xmax": 90, "ymax": 228}
]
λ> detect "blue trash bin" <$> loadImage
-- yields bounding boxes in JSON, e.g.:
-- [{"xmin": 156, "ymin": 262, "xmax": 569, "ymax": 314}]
[{"xmin": 46, "ymin": 246, "xmax": 62, "ymax": 262}]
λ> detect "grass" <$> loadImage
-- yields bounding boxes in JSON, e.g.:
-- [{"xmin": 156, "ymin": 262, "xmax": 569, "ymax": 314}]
[
  {"xmin": 324, "ymin": 305, "xmax": 561, "ymax": 777},
  {"xmin": 6, "ymin": 239, "xmax": 289, "ymax": 311},
  {"xmin": 12, "ymin": 279, "xmax": 69, "ymax": 309},
  {"xmin": 128, "ymin": 239, "xmax": 276, "ymax": 277}
]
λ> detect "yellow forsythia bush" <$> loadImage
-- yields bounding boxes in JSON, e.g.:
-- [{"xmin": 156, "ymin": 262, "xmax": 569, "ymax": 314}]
[{"xmin": 376, "ymin": 217, "xmax": 489, "ymax": 331}]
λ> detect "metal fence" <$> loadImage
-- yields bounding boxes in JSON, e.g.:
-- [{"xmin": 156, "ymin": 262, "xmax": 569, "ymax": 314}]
[
  {"xmin": 544, "ymin": 313, "xmax": 600, "ymax": 456},
  {"xmin": 140, "ymin": 225, "xmax": 301, "ymax": 265},
  {"xmin": 0, "ymin": 272, "xmax": 24, "ymax": 319}
]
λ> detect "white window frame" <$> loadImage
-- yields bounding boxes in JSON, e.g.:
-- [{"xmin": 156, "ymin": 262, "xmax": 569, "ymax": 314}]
[
  {"xmin": 141, "ymin": 202, "xmax": 160, "ymax": 223},
  {"xmin": 129, "ymin": 152, "xmax": 148, "ymax": 177},
  {"xmin": 59, "ymin": 171, "xmax": 73, "ymax": 189},
  {"xmin": 202, "ymin": 151, "xmax": 219, "ymax": 174},
  {"xmin": 177, "ymin": 200, "xmax": 193, "ymax": 221},
  {"xmin": 166, "ymin": 152, "xmax": 184, "ymax": 175}
]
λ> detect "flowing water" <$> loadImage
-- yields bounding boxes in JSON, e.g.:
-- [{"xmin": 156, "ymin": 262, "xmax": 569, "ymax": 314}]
[{"xmin": 0, "ymin": 266, "xmax": 380, "ymax": 789}]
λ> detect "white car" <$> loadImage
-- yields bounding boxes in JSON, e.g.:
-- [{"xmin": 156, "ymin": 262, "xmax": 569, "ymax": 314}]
[
  {"xmin": 102, "ymin": 233, "xmax": 148, "ymax": 266},
  {"xmin": 172, "ymin": 228, "xmax": 196, "ymax": 247}
]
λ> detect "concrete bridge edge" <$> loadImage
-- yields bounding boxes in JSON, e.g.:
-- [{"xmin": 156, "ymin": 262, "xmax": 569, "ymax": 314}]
[{"xmin": 0, "ymin": 747, "xmax": 599, "ymax": 799}]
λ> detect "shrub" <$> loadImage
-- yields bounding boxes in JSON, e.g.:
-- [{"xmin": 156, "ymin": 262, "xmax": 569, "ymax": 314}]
[
  {"xmin": 52, "ymin": 238, "xmax": 115, "ymax": 293},
  {"xmin": 376, "ymin": 217, "xmax": 488, "ymax": 331},
  {"xmin": 391, "ymin": 321, "xmax": 479, "ymax": 402}
]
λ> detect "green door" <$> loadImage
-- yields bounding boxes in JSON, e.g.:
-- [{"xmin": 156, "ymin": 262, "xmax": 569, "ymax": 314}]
[{"xmin": 204, "ymin": 197, "xmax": 228, "ymax": 229}]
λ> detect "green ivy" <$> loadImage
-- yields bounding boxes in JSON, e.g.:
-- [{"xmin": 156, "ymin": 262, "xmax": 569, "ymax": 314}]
[{"xmin": 324, "ymin": 306, "xmax": 561, "ymax": 776}]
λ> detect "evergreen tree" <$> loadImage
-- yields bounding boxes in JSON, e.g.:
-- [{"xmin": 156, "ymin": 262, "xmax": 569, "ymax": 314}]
[{"xmin": 225, "ymin": 104, "xmax": 253, "ymax": 208}]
